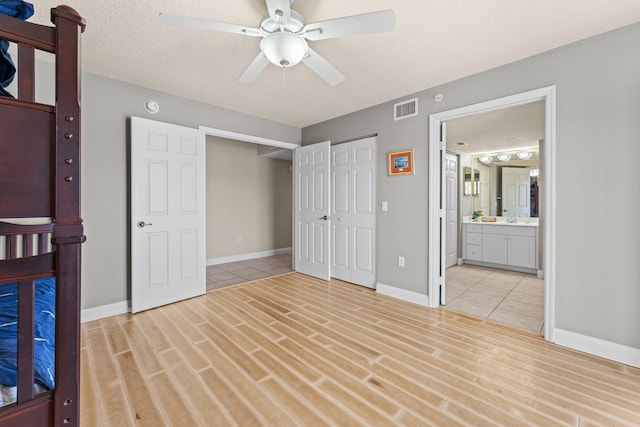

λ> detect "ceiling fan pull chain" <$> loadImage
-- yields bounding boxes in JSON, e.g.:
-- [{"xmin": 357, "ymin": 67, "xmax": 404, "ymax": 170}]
[{"xmin": 282, "ymin": 66, "xmax": 287, "ymax": 91}]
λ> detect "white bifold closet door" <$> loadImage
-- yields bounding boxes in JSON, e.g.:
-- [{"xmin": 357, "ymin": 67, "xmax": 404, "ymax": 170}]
[
  {"xmin": 293, "ymin": 141, "xmax": 331, "ymax": 281},
  {"xmin": 331, "ymin": 137, "xmax": 376, "ymax": 288}
]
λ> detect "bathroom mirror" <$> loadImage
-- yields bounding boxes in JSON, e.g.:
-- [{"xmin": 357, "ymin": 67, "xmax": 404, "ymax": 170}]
[
  {"xmin": 463, "ymin": 167, "xmax": 479, "ymax": 196},
  {"xmin": 470, "ymin": 151, "xmax": 539, "ymax": 217}
]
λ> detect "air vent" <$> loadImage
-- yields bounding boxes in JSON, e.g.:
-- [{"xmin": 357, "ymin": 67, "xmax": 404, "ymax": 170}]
[{"xmin": 394, "ymin": 98, "xmax": 418, "ymax": 121}]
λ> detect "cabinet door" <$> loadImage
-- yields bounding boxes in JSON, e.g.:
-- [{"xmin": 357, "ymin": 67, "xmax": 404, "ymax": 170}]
[
  {"xmin": 466, "ymin": 245, "xmax": 482, "ymax": 261},
  {"xmin": 482, "ymin": 234, "xmax": 508, "ymax": 264},
  {"xmin": 508, "ymin": 235, "xmax": 536, "ymax": 268}
]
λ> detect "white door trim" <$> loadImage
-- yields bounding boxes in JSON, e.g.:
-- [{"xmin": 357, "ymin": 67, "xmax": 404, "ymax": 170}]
[
  {"xmin": 428, "ymin": 86, "xmax": 557, "ymax": 342},
  {"xmin": 199, "ymin": 126, "xmax": 300, "ymax": 150}
]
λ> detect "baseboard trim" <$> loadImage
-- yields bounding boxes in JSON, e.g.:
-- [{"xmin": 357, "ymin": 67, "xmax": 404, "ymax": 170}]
[
  {"xmin": 554, "ymin": 328, "xmax": 640, "ymax": 368},
  {"xmin": 376, "ymin": 282, "xmax": 429, "ymax": 307},
  {"xmin": 463, "ymin": 259, "xmax": 536, "ymax": 275},
  {"xmin": 80, "ymin": 248, "xmax": 292, "ymax": 322},
  {"xmin": 207, "ymin": 247, "xmax": 292, "ymax": 266},
  {"xmin": 81, "ymin": 300, "xmax": 130, "ymax": 323}
]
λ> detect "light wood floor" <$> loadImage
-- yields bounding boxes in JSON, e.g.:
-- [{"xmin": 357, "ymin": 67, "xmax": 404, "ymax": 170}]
[{"xmin": 81, "ymin": 272, "xmax": 640, "ymax": 426}]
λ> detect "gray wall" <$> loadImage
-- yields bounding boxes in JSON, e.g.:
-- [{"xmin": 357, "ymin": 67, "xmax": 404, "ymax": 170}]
[
  {"xmin": 302, "ymin": 23, "xmax": 640, "ymax": 349},
  {"xmin": 80, "ymin": 74, "xmax": 300, "ymax": 310},
  {"xmin": 206, "ymin": 137, "xmax": 292, "ymax": 259}
]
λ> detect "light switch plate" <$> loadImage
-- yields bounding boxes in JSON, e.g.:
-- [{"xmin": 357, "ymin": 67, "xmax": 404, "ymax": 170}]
[{"xmin": 382, "ymin": 201, "xmax": 388, "ymax": 211}]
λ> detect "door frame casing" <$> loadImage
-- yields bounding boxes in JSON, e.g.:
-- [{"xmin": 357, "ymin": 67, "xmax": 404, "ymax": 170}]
[
  {"xmin": 427, "ymin": 86, "xmax": 556, "ymax": 341},
  {"xmin": 199, "ymin": 125, "xmax": 300, "ymax": 272}
]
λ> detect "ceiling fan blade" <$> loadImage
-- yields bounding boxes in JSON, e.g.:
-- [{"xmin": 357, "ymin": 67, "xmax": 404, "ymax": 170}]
[
  {"xmin": 266, "ymin": 0, "xmax": 291, "ymax": 24},
  {"xmin": 238, "ymin": 52, "xmax": 270, "ymax": 82},
  {"xmin": 303, "ymin": 9, "xmax": 395, "ymax": 41},
  {"xmin": 302, "ymin": 48, "xmax": 345, "ymax": 86},
  {"xmin": 159, "ymin": 13, "xmax": 261, "ymax": 37}
]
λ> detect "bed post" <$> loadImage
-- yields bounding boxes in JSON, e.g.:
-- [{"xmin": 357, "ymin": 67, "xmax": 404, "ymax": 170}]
[{"xmin": 50, "ymin": 6, "xmax": 86, "ymax": 427}]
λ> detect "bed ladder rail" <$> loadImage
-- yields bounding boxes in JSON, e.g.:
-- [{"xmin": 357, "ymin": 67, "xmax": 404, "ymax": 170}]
[
  {"xmin": 16, "ymin": 279, "xmax": 36, "ymax": 403},
  {"xmin": 50, "ymin": 7, "xmax": 86, "ymax": 427}
]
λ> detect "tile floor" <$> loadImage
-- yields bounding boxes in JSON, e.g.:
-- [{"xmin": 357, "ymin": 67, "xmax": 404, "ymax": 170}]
[
  {"xmin": 445, "ymin": 264, "xmax": 545, "ymax": 334},
  {"xmin": 206, "ymin": 253, "xmax": 293, "ymax": 292}
]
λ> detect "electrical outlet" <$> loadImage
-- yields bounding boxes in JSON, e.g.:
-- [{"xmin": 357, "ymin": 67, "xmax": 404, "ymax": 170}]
[
  {"xmin": 398, "ymin": 256, "xmax": 405, "ymax": 267},
  {"xmin": 381, "ymin": 201, "xmax": 388, "ymax": 212},
  {"xmin": 237, "ymin": 235, "xmax": 243, "ymax": 243}
]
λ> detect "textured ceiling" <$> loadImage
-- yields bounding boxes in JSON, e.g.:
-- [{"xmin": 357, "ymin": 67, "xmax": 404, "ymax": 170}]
[
  {"xmin": 446, "ymin": 101, "xmax": 544, "ymax": 155},
  {"xmin": 29, "ymin": 0, "xmax": 640, "ymax": 128}
]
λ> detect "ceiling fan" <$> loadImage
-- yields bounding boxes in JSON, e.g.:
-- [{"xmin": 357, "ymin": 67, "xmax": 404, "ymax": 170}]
[{"xmin": 160, "ymin": 0, "xmax": 395, "ymax": 86}]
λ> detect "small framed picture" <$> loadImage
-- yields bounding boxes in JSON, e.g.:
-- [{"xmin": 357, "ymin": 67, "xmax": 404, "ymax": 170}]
[{"xmin": 388, "ymin": 149, "xmax": 414, "ymax": 176}]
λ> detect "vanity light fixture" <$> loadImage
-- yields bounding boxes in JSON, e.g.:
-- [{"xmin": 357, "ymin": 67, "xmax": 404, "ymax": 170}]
[
  {"xmin": 517, "ymin": 151, "xmax": 533, "ymax": 160},
  {"xmin": 496, "ymin": 153, "xmax": 512, "ymax": 162},
  {"xmin": 479, "ymin": 155, "xmax": 493, "ymax": 164},
  {"xmin": 530, "ymin": 169, "xmax": 540, "ymax": 177}
]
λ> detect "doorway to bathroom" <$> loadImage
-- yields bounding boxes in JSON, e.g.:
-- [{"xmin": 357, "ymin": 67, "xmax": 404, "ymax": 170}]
[{"xmin": 428, "ymin": 86, "xmax": 556, "ymax": 341}]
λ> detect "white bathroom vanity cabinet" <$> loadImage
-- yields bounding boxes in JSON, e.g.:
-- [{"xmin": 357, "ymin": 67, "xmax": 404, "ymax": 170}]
[{"xmin": 463, "ymin": 220, "xmax": 538, "ymax": 273}]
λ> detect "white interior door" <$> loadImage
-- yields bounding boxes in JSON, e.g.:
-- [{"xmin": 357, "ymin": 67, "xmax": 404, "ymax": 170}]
[
  {"xmin": 502, "ymin": 167, "xmax": 531, "ymax": 217},
  {"xmin": 294, "ymin": 141, "xmax": 331, "ymax": 280},
  {"xmin": 444, "ymin": 152, "xmax": 458, "ymax": 268},
  {"xmin": 331, "ymin": 137, "xmax": 376, "ymax": 288},
  {"xmin": 439, "ymin": 122, "xmax": 447, "ymax": 305},
  {"xmin": 131, "ymin": 117, "xmax": 206, "ymax": 313},
  {"xmin": 331, "ymin": 143, "xmax": 351, "ymax": 282}
]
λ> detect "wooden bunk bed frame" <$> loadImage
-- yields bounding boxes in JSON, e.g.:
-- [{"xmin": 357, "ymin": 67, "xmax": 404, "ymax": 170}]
[{"xmin": 0, "ymin": 5, "xmax": 85, "ymax": 426}]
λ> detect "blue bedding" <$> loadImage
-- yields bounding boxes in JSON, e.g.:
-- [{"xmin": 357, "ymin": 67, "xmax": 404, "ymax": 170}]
[
  {"xmin": 0, "ymin": 1, "xmax": 34, "ymax": 97},
  {"xmin": 0, "ymin": 277, "xmax": 55, "ymax": 390}
]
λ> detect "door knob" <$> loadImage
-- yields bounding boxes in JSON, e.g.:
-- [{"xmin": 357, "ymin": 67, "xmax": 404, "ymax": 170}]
[
  {"xmin": 319, "ymin": 215, "xmax": 328, "ymax": 221},
  {"xmin": 137, "ymin": 221, "xmax": 153, "ymax": 228}
]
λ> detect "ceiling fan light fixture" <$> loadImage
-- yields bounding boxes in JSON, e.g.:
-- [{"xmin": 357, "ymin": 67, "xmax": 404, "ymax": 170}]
[
  {"xmin": 161, "ymin": 5, "xmax": 396, "ymax": 85},
  {"xmin": 260, "ymin": 32, "xmax": 308, "ymax": 67}
]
